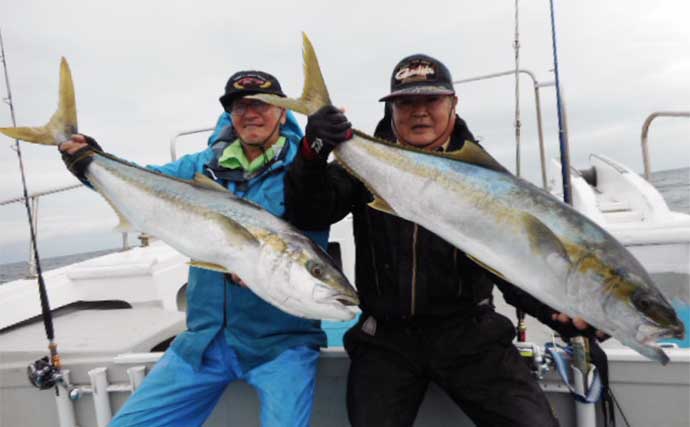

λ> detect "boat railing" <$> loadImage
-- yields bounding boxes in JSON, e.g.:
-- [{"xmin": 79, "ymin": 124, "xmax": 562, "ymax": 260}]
[
  {"xmin": 0, "ymin": 184, "xmax": 135, "ymax": 277},
  {"xmin": 453, "ymin": 68, "xmax": 564, "ymax": 190},
  {"xmin": 169, "ymin": 127, "xmax": 214, "ymax": 162},
  {"xmin": 641, "ymin": 111, "xmax": 690, "ymax": 180}
]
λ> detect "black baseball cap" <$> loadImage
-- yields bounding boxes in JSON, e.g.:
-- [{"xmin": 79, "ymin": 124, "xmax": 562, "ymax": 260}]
[
  {"xmin": 219, "ymin": 70, "xmax": 286, "ymax": 110},
  {"xmin": 379, "ymin": 54, "xmax": 455, "ymax": 102}
]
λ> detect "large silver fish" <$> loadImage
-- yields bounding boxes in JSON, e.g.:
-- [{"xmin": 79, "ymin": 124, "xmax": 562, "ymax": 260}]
[
  {"xmin": 251, "ymin": 33, "xmax": 684, "ymax": 364},
  {"xmin": 0, "ymin": 58, "xmax": 359, "ymax": 322}
]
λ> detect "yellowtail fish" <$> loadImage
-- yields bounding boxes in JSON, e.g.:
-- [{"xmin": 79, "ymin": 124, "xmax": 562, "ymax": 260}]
[
  {"xmin": 250, "ymin": 33, "xmax": 684, "ymax": 363},
  {"xmin": 0, "ymin": 58, "xmax": 359, "ymax": 321}
]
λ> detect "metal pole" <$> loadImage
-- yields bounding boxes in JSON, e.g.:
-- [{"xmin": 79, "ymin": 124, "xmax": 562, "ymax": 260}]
[
  {"xmin": 55, "ymin": 370, "xmax": 78, "ymax": 427},
  {"xmin": 453, "ymin": 69, "xmax": 550, "ymax": 189},
  {"xmin": 641, "ymin": 111, "xmax": 690, "ymax": 179},
  {"xmin": 169, "ymin": 127, "xmax": 214, "ymax": 161},
  {"xmin": 533, "ymin": 83, "xmax": 548, "ymax": 189},
  {"xmin": 514, "ymin": 0, "xmax": 522, "ymax": 177},
  {"xmin": 89, "ymin": 367, "xmax": 113, "ymax": 427}
]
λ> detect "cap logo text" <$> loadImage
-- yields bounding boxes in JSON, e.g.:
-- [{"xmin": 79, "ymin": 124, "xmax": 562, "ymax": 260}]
[
  {"xmin": 233, "ymin": 76, "xmax": 272, "ymax": 90},
  {"xmin": 395, "ymin": 61, "xmax": 436, "ymax": 84}
]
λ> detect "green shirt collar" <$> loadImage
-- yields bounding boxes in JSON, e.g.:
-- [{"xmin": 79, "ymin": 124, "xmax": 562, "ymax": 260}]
[{"xmin": 217, "ymin": 136, "xmax": 286, "ymax": 173}]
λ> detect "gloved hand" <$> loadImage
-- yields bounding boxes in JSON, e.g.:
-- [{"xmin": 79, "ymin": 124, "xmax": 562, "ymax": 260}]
[
  {"xmin": 59, "ymin": 134, "xmax": 103, "ymax": 185},
  {"xmin": 303, "ymin": 105, "xmax": 352, "ymax": 161}
]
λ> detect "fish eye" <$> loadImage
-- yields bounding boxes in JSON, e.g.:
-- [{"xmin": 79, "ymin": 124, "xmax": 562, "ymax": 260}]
[{"xmin": 307, "ymin": 261, "xmax": 324, "ymax": 279}]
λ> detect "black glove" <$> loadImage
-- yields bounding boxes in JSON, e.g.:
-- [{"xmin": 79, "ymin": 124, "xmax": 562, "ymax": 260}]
[
  {"xmin": 303, "ymin": 105, "xmax": 352, "ymax": 161},
  {"xmin": 60, "ymin": 135, "xmax": 103, "ymax": 185}
]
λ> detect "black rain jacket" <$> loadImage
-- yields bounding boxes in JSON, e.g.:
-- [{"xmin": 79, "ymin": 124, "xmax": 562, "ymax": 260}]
[{"xmin": 285, "ymin": 112, "xmax": 577, "ymax": 335}]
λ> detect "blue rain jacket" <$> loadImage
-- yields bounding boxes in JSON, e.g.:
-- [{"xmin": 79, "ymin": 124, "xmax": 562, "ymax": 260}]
[{"xmin": 149, "ymin": 111, "xmax": 328, "ymax": 371}]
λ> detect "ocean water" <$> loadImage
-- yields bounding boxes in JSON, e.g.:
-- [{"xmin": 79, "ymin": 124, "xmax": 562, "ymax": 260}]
[
  {"xmin": 0, "ymin": 249, "xmax": 119, "ymax": 284},
  {"xmin": 648, "ymin": 167, "xmax": 690, "ymax": 214}
]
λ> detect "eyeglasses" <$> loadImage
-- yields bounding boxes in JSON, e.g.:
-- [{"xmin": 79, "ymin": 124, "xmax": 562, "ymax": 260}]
[{"xmin": 228, "ymin": 99, "xmax": 273, "ymax": 116}]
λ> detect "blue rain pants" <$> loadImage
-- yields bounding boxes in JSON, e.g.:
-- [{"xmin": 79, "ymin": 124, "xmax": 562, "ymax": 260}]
[{"xmin": 110, "ymin": 333, "xmax": 320, "ymax": 427}]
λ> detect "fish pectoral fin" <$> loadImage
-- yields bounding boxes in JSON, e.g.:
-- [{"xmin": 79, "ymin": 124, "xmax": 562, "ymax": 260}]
[
  {"xmin": 368, "ymin": 196, "xmax": 397, "ymax": 215},
  {"xmin": 444, "ymin": 140, "xmax": 509, "ymax": 173},
  {"xmin": 188, "ymin": 260, "xmax": 231, "ymax": 273},
  {"xmin": 99, "ymin": 192, "xmax": 137, "ymax": 232},
  {"xmin": 210, "ymin": 212, "xmax": 261, "ymax": 247},
  {"xmin": 466, "ymin": 253, "xmax": 507, "ymax": 281},
  {"xmin": 0, "ymin": 58, "xmax": 77, "ymax": 145},
  {"xmin": 113, "ymin": 215, "xmax": 135, "ymax": 233},
  {"xmin": 521, "ymin": 212, "xmax": 573, "ymax": 274},
  {"xmin": 192, "ymin": 173, "xmax": 230, "ymax": 192}
]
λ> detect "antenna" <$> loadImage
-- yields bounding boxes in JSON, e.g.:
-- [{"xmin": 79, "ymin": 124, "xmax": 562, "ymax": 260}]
[
  {"xmin": 0, "ymin": 28, "xmax": 18, "ymax": 128},
  {"xmin": 513, "ymin": 0, "xmax": 522, "ymax": 177}
]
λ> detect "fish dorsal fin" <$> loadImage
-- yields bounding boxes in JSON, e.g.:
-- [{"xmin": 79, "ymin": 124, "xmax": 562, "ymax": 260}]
[
  {"xmin": 521, "ymin": 212, "xmax": 573, "ymax": 275},
  {"xmin": 247, "ymin": 32, "xmax": 331, "ymax": 116},
  {"xmin": 193, "ymin": 173, "xmax": 230, "ymax": 192},
  {"xmin": 188, "ymin": 261, "xmax": 230, "ymax": 273},
  {"xmin": 368, "ymin": 196, "xmax": 397, "ymax": 215},
  {"xmin": 0, "ymin": 57, "xmax": 77, "ymax": 145},
  {"xmin": 443, "ymin": 140, "xmax": 509, "ymax": 173}
]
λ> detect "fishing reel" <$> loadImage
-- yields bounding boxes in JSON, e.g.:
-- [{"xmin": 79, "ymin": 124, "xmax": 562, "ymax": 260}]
[
  {"xmin": 28, "ymin": 356, "xmax": 59, "ymax": 390},
  {"xmin": 27, "ymin": 356, "xmax": 80, "ymax": 400},
  {"xmin": 515, "ymin": 341, "xmax": 551, "ymax": 380}
]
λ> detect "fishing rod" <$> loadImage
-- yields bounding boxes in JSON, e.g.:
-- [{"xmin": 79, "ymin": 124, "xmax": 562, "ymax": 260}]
[
  {"xmin": 0, "ymin": 27, "xmax": 74, "ymax": 397},
  {"xmin": 548, "ymin": 0, "xmax": 573, "ymax": 205},
  {"xmin": 513, "ymin": 0, "xmax": 528, "ymax": 343}
]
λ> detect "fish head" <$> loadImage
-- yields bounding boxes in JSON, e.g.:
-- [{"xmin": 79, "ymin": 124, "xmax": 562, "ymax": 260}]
[
  {"xmin": 257, "ymin": 231, "xmax": 359, "ymax": 321},
  {"xmin": 628, "ymin": 279, "xmax": 685, "ymax": 340},
  {"xmin": 593, "ymin": 259, "xmax": 685, "ymax": 364}
]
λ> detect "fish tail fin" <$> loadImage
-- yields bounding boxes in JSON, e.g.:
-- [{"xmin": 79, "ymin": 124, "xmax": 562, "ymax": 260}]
[
  {"xmin": 0, "ymin": 57, "xmax": 78, "ymax": 145},
  {"xmin": 248, "ymin": 32, "xmax": 332, "ymax": 116}
]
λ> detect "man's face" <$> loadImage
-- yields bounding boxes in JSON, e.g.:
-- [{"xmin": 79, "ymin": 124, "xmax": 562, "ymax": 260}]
[
  {"xmin": 391, "ymin": 95, "xmax": 457, "ymax": 147},
  {"xmin": 231, "ymin": 97, "xmax": 286, "ymax": 145}
]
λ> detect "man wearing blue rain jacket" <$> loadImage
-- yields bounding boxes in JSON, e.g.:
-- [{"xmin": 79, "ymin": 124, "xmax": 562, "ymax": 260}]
[{"xmin": 59, "ymin": 70, "xmax": 341, "ymax": 427}]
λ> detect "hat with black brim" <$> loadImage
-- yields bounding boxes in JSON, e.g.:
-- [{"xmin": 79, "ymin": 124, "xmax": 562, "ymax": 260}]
[
  {"xmin": 219, "ymin": 70, "xmax": 286, "ymax": 110},
  {"xmin": 379, "ymin": 54, "xmax": 455, "ymax": 102}
]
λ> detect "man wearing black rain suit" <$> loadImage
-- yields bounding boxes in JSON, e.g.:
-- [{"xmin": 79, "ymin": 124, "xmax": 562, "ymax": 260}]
[{"xmin": 285, "ymin": 54, "xmax": 594, "ymax": 427}]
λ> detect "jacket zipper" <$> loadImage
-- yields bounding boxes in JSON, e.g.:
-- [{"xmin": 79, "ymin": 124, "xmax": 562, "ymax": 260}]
[
  {"xmin": 365, "ymin": 208, "xmax": 382, "ymax": 295},
  {"xmin": 454, "ymin": 248, "xmax": 462, "ymax": 296},
  {"xmin": 410, "ymin": 224, "xmax": 419, "ymax": 316}
]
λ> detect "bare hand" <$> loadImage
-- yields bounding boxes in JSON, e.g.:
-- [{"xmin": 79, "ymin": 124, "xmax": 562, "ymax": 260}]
[
  {"xmin": 552, "ymin": 313, "xmax": 609, "ymax": 341},
  {"xmin": 58, "ymin": 134, "xmax": 89, "ymax": 155},
  {"xmin": 229, "ymin": 272, "xmax": 248, "ymax": 288}
]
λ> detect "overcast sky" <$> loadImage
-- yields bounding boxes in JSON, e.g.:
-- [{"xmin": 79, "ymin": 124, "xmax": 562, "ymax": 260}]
[{"xmin": 0, "ymin": 0, "xmax": 688, "ymax": 264}]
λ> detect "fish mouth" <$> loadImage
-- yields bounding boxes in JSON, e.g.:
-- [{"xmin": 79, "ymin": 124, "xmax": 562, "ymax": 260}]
[
  {"xmin": 639, "ymin": 321, "xmax": 686, "ymax": 344},
  {"xmin": 335, "ymin": 294, "xmax": 360, "ymax": 307},
  {"xmin": 312, "ymin": 284, "xmax": 360, "ymax": 307}
]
